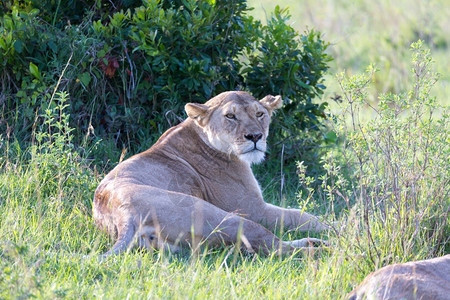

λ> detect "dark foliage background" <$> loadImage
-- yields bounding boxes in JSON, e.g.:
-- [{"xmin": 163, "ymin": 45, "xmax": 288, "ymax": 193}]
[{"xmin": 0, "ymin": 0, "xmax": 331, "ymax": 176}]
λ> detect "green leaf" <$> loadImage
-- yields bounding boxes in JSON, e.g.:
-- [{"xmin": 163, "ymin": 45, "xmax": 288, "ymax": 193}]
[
  {"xmin": 98, "ymin": 49, "xmax": 106, "ymax": 58},
  {"xmin": 29, "ymin": 62, "xmax": 41, "ymax": 80},
  {"xmin": 0, "ymin": 38, "xmax": 6, "ymax": 50},
  {"xmin": 324, "ymin": 131, "xmax": 337, "ymax": 144},
  {"xmin": 16, "ymin": 90, "xmax": 27, "ymax": 98},
  {"xmin": 13, "ymin": 39, "xmax": 23, "ymax": 53},
  {"xmin": 48, "ymin": 41, "xmax": 57, "ymax": 53},
  {"xmin": 79, "ymin": 72, "xmax": 91, "ymax": 86}
]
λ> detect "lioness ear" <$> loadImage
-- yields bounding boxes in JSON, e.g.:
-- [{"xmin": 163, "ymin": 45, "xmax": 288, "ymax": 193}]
[
  {"xmin": 259, "ymin": 95, "xmax": 283, "ymax": 115},
  {"xmin": 185, "ymin": 103, "xmax": 210, "ymax": 126}
]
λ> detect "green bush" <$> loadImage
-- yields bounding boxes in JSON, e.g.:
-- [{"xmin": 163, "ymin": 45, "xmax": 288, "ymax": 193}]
[
  {"xmin": 325, "ymin": 41, "xmax": 448, "ymax": 267},
  {"xmin": 0, "ymin": 0, "xmax": 143, "ymax": 27},
  {"xmin": 0, "ymin": 0, "xmax": 330, "ymax": 172},
  {"xmin": 0, "ymin": 91, "xmax": 101, "ymax": 264},
  {"xmin": 245, "ymin": 7, "xmax": 331, "ymax": 170}
]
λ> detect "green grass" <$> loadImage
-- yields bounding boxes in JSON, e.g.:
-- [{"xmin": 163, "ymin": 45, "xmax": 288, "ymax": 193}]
[
  {"xmin": 1, "ymin": 1, "xmax": 449, "ymax": 299},
  {"xmin": 0, "ymin": 136, "xmax": 353, "ymax": 299},
  {"xmin": 0, "ymin": 243, "xmax": 364, "ymax": 298}
]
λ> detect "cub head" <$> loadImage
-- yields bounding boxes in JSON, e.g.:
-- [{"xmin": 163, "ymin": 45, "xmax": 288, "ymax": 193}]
[{"xmin": 185, "ymin": 91, "xmax": 283, "ymax": 164}]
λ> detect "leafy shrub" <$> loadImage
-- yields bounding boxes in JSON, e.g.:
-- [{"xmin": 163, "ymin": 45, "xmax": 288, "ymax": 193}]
[
  {"xmin": 0, "ymin": 7, "xmax": 96, "ymax": 136},
  {"xmin": 318, "ymin": 41, "xmax": 448, "ymax": 269},
  {"xmin": 0, "ymin": 0, "xmax": 330, "ymax": 173},
  {"xmin": 245, "ymin": 7, "xmax": 331, "ymax": 170},
  {"xmin": 0, "ymin": 91, "xmax": 95, "ymax": 207},
  {"xmin": 0, "ymin": 0, "xmax": 143, "ymax": 27},
  {"xmin": 0, "ymin": 91, "xmax": 101, "ymax": 263}
]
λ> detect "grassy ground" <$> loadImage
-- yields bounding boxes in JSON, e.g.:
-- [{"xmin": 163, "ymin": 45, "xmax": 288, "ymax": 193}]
[
  {"xmin": 0, "ymin": 110, "xmax": 354, "ymax": 299},
  {"xmin": 1, "ymin": 1, "xmax": 449, "ymax": 299},
  {"xmin": 0, "ymin": 147, "xmax": 361, "ymax": 299}
]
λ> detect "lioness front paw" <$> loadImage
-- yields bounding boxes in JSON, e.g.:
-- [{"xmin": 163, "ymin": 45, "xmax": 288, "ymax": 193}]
[{"xmin": 286, "ymin": 238, "xmax": 329, "ymax": 248}]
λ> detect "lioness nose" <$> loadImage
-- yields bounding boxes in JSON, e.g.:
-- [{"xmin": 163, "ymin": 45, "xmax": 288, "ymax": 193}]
[{"xmin": 244, "ymin": 133, "xmax": 263, "ymax": 143}]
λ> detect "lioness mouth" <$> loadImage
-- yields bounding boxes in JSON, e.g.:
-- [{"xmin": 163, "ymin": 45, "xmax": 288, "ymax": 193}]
[{"xmin": 242, "ymin": 147, "xmax": 264, "ymax": 154}]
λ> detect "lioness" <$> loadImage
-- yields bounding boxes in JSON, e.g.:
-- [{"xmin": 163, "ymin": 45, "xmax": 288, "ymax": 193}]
[
  {"xmin": 347, "ymin": 255, "xmax": 450, "ymax": 300},
  {"xmin": 93, "ymin": 91, "xmax": 329, "ymax": 256}
]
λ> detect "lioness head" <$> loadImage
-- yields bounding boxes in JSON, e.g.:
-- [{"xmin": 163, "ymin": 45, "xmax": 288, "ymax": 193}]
[{"xmin": 185, "ymin": 91, "xmax": 282, "ymax": 164}]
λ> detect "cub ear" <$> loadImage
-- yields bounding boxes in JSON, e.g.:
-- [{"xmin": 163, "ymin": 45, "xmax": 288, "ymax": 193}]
[
  {"xmin": 185, "ymin": 103, "xmax": 210, "ymax": 126},
  {"xmin": 259, "ymin": 95, "xmax": 283, "ymax": 115}
]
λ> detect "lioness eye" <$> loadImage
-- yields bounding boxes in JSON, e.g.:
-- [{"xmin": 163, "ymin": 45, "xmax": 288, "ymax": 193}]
[
  {"xmin": 256, "ymin": 112, "xmax": 264, "ymax": 118},
  {"xmin": 225, "ymin": 113, "xmax": 236, "ymax": 119}
]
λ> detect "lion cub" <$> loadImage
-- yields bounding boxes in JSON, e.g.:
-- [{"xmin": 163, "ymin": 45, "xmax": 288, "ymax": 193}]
[{"xmin": 93, "ymin": 91, "xmax": 329, "ymax": 256}]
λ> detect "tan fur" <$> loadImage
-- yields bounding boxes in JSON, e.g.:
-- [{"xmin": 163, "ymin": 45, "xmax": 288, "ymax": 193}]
[
  {"xmin": 93, "ymin": 91, "xmax": 329, "ymax": 256},
  {"xmin": 347, "ymin": 255, "xmax": 450, "ymax": 300}
]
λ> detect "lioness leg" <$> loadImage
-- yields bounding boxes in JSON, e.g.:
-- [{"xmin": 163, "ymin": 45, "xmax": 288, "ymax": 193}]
[
  {"xmin": 237, "ymin": 204, "xmax": 331, "ymax": 249},
  {"xmin": 100, "ymin": 186, "xmax": 297, "ymax": 256},
  {"xmin": 260, "ymin": 203, "xmax": 330, "ymax": 232}
]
